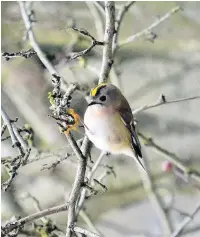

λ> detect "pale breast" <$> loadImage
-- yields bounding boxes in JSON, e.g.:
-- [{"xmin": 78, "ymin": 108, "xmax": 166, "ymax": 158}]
[{"xmin": 84, "ymin": 105, "xmax": 131, "ymax": 153}]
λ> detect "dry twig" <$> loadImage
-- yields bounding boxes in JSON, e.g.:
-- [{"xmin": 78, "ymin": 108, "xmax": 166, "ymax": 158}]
[
  {"xmin": 119, "ymin": 5, "xmax": 181, "ymax": 47},
  {"xmin": 67, "ymin": 27, "xmax": 104, "ymax": 61},
  {"xmin": 133, "ymin": 94, "xmax": 200, "ymax": 115},
  {"xmin": 2, "ymin": 49, "xmax": 36, "ymax": 61}
]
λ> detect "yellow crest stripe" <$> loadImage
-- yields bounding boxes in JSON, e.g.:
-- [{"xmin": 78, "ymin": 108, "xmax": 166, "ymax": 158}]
[{"xmin": 91, "ymin": 83, "xmax": 107, "ymax": 97}]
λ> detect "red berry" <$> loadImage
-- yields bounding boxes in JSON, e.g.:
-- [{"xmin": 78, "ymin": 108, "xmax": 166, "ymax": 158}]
[{"xmin": 162, "ymin": 161, "xmax": 173, "ymax": 172}]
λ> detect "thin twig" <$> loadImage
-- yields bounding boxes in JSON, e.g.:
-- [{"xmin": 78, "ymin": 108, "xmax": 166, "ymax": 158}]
[
  {"xmin": 1, "ymin": 124, "xmax": 7, "ymax": 136},
  {"xmin": 41, "ymin": 153, "xmax": 71, "ymax": 171},
  {"xmin": 138, "ymin": 132, "xmax": 200, "ymax": 184},
  {"xmin": 67, "ymin": 27, "xmax": 104, "ymax": 61},
  {"xmin": 99, "ymin": 1, "xmax": 115, "ymax": 83},
  {"xmin": 170, "ymin": 201, "xmax": 200, "ymax": 237},
  {"xmin": 1, "ymin": 49, "xmax": 36, "ymax": 61},
  {"xmin": 132, "ymin": 94, "xmax": 200, "ymax": 115},
  {"xmin": 1, "ymin": 108, "xmax": 20, "ymax": 149},
  {"xmin": 73, "ymin": 226, "xmax": 100, "ymax": 237},
  {"xmin": 119, "ymin": 5, "xmax": 181, "ymax": 47}
]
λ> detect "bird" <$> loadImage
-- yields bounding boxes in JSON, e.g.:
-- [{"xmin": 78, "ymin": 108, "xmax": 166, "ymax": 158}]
[{"xmin": 83, "ymin": 83, "xmax": 145, "ymax": 171}]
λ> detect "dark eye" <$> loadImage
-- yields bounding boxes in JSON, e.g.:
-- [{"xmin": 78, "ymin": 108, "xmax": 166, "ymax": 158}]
[{"xmin": 99, "ymin": 95, "xmax": 106, "ymax": 102}]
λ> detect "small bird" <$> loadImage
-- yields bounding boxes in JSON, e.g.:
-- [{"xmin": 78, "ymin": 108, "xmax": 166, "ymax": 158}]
[{"xmin": 84, "ymin": 83, "xmax": 145, "ymax": 171}]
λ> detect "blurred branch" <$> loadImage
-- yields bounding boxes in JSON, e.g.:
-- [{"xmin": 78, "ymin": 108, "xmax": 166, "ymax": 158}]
[
  {"xmin": 1, "ymin": 49, "xmax": 36, "ymax": 61},
  {"xmin": 133, "ymin": 94, "xmax": 200, "ymax": 115},
  {"xmin": 138, "ymin": 157, "xmax": 172, "ymax": 235},
  {"xmin": 1, "ymin": 203, "xmax": 69, "ymax": 235},
  {"xmin": 113, "ymin": 1, "xmax": 135, "ymax": 54},
  {"xmin": 99, "ymin": 1, "xmax": 115, "ymax": 83},
  {"xmin": 79, "ymin": 210, "xmax": 103, "ymax": 237},
  {"xmin": 119, "ymin": 5, "xmax": 181, "ymax": 47},
  {"xmin": 138, "ymin": 132, "xmax": 200, "ymax": 184},
  {"xmin": 24, "ymin": 193, "xmax": 48, "ymax": 223},
  {"xmin": 67, "ymin": 27, "xmax": 104, "ymax": 61},
  {"xmin": 93, "ymin": 1, "xmax": 105, "ymax": 17},
  {"xmin": 170, "ymin": 201, "xmax": 200, "ymax": 237},
  {"xmin": 18, "ymin": 1, "xmax": 63, "ymax": 82},
  {"xmin": 73, "ymin": 226, "xmax": 100, "ymax": 237},
  {"xmin": 86, "ymin": 2, "xmax": 104, "ymax": 40},
  {"xmin": 111, "ymin": 1, "xmax": 135, "ymax": 87}
]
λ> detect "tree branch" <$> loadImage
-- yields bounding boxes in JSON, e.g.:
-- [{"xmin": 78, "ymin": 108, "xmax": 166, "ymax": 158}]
[
  {"xmin": 76, "ymin": 151, "xmax": 105, "ymax": 216},
  {"xmin": 1, "ymin": 107, "xmax": 31, "ymax": 191},
  {"xmin": 67, "ymin": 27, "xmax": 104, "ymax": 61},
  {"xmin": 18, "ymin": 1, "xmax": 62, "ymax": 80},
  {"xmin": 132, "ymin": 94, "xmax": 200, "ymax": 115},
  {"xmin": 138, "ymin": 132, "xmax": 200, "ymax": 184},
  {"xmin": 119, "ymin": 5, "xmax": 181, "ymax": 47},
  {"xmin": 113, "ymin": 1, "xmax": 135, "ymax": 54},
  {"xmin": 73, "ymin": 226, "xmax": 100, "ymax": 237},
  {"xmin": 65, "ymin": 133, "xmax": 88, "ymax": 237},
  {"xmin": 2, "ymin": 49, "xmax": 36, "ymax": 61},
  {"xmin": 1, "ymin": 203, "xmax": 69, "ymax": 235},
  {"xmin": 99, "ymin": 1, "xmax": 115, "ymax": 83}
]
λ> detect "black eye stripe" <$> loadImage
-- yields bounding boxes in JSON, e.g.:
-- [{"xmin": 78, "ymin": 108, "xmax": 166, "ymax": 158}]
[
  {"xmin": 99, "ymin": 95, "xmax": 106, "ymax": 101},
  {"xmin": 95, "ymin": 85, "xmax": 106, "ymax": 97}
]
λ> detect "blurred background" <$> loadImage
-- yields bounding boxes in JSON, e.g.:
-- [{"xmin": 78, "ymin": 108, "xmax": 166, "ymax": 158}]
[{"xmin": 1, "ymin": 1, "xmax": 200, "ymax": 237}]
